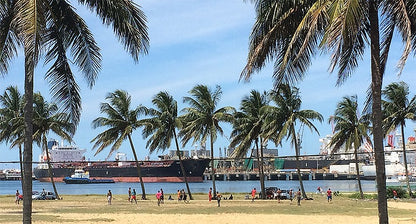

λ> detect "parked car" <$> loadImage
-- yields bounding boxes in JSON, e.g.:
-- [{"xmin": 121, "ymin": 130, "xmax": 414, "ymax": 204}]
[
  {"xmin": 265, "ymin": 187, "xmax": 277, "ymax": 199},
  {"xmin": 32, "ymin": 190, "xmax": 56, "ymax": 200},
  {"xmin": 265, "ymin": 187, "xmax": 288, "ymax": 199}
]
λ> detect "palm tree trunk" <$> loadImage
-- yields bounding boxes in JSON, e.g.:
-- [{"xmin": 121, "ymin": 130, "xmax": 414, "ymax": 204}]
[
  {"xmin": 401, "ymin": 124, "xmax": 412, "ymax": 197},
  {"xmin": 255, "ymin": 139, "xmax": 265, "ymax": 199},
  {"xmin": 19, "ymin": 145, "xmax": 24, "ymax": 190},
  {"xmin": 255, "ymin": 140, "xmax": 261, "ymax": 197},
  {"xmin": 127, "ymin": 134, "xmax": 146, "ymax": 200},
  {"xmin": 173, "ymin": 129, "xmax": 193, "ymax": 200},
  {"xmin": 23, "ymin": 55, "xmax": 34, "ymax": 224},
  {"xmin": 210, "ymin": 131, "xmax": 217, "ymax": 198},
  {"xmin": 354, "ymin": 146, "xmax": 364, "ymax": 199},
  {"xmin": 369, "ymin": 1, "xmax": 388, "ymax": 223},
  {"xmin": 291, "ymin": 125, "xmax": 307, "ymax": 199},
  {"xmin": 43, "ymin": 136, "xmax": 59, "ymax": 200},
  {"xmin": 260, "ymin": 138, "xmax": 266, "ymax": 199}
]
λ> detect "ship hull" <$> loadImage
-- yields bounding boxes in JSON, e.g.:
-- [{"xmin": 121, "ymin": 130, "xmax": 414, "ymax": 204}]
[{"xmin": 34, "ymin": 159, "xmax": 210, "ymax": 183}]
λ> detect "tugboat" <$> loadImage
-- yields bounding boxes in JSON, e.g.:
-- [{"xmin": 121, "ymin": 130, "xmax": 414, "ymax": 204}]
[{"xmin": 63, "ymin": 169, "xmax": 115, "ymax": 184}]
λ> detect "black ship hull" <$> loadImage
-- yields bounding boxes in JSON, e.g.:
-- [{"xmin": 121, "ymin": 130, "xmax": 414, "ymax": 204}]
[{"xmin": 34, "ymin": 159, "xmax": 210, "ymax": 183}]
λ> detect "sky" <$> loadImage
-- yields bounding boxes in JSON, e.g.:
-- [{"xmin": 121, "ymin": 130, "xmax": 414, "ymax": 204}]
[{"xmin": 1, "ymin": 0, "xmax": 416, "ymax": 169}]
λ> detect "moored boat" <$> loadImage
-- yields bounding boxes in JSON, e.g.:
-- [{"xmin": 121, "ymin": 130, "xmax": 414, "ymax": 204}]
[{"xmin": 63, "ymin": 169, "xmax": 115, "ymax": 184}]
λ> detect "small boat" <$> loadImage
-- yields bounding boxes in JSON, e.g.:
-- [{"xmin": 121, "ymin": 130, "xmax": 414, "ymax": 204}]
[{"xmin": 63, "ymin": 169, "xmax": 115, "ymax": 184}]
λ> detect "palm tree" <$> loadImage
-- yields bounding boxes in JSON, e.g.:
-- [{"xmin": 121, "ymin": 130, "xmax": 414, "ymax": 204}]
[
  {"xmin": 180, "ymin": 85, "xmax": 234, "ymax": 197},
  {"xmin": 141, "ymin": 91, "xmax": 194, "ymax": 200},
  {"xmin": 32, "ymin": 93, "xmax": 75, "ymax": 200},
  {"xmin": 0, "ymin": 1, "xmax": 148, "ymax": 222},
  {"xmin": 0, "ymin": 86, "xmax": 25, "ymax": 188},
  {"xmin": 91, "ymin": 90, "xmax": 147, "ymax": 199},
  {"xmin": 230, "ymin": 90, "xmax": 269, "ymax": 199},
  {"xmin": 329, "ymin": 96, "xmax": 371, "ymax": 199},
  {"xmin": 382, "ymin": 82, "xmax": 416, "ymax": 197},
  {"xmin": 267, "ymin": 84, "xmax": 322, "ymax": 199},
  {"xmin": 242, "ymin": 1, "xmax": 416, "ymax": 222}
]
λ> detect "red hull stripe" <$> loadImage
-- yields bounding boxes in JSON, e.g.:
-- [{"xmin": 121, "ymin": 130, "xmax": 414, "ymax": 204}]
[{"xmin": 39, "ymin": 176, "xmax": 204, "ymax": 183}]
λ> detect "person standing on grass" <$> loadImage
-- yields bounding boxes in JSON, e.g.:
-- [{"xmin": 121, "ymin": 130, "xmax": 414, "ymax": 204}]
[
  {"xmin": 327, "ymin": 188, "xmax": 332, "ymax": 202},
  {"xmin": 208, "ymin": 187, "xmax": 213, "ymax": 202},
  {"xmin": 216, "ymin": 191, "xmax": 222, "ymax": 207},
  {"xmin": 296, "ymin": 189, "xmax": 301, "ymax": 206},
  {"xmin": 156, "ymin": 190, "xmax": 162, "ymax": 206},
  {"xmin": 107, "ymin": 190, "xmax": 112, "ymax": 205},
  {"xmin": 181, "ymin": 189, "xmax": 188, "ymax": 203},
  {"xmin": 15, "ymin": 190, "xmax": 20, "ymax": 204},
  {"xmin": 41, "ymin": 188, "xmax": 46, "ymax": 200},
  {"xmin": 288, "ymin": 189, "xmax": 293, "ymax": 205},
  {"xmin": 277, "ymin": 188, "xmax": 282, "ymax": 203},
  {"xmin": 177, "ymin": 190, "xmax": 181, "ymax": 201},
  {"xmin": 131, "ymin": 189, "xmax": 137, "ymax": 204},
  {"xmin": 393, "ymin": 190, "xmax": 398, "ymax": 201},
  {"xmin": 128, "ymin": 187, "xmax": 132, "ymax": 202},
  {"xmin": 251, "ymin": 188, "xmax": 256, "ymax": 202},
  {"xmin": 160, "ymin": 188, "xmax": 164, "ymax": 204}
]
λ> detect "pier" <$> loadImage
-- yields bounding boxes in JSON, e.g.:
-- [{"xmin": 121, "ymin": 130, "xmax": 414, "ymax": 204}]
[
  {"xmin": 0, "ymin": 169, "xmax": 21, "ymax": 181},
  {"xmin": 203, "ymin": 171, "xmax": 368, "ymax": 181}
]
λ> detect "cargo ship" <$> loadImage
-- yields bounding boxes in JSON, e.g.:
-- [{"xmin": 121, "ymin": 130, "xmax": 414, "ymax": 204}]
[{"xmin": 33, "ymin": 140, "xmax": 210, "ymax": 183}]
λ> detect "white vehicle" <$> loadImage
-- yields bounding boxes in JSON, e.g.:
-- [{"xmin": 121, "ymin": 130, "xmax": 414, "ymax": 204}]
[{"xmin": 32, "ymin": 191, "xmax": 57, "ymax": 200}]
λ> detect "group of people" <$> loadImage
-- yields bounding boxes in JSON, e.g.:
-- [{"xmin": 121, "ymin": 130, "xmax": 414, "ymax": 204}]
[
  {"xmin": 248, "ymin": 186, "xmax": 334, "ymax": 206},
  {"xmin": 177, "ymin": 189, "xmax": 188, "ymax": 202},
  {"xmin": 105, "ymin": 186, "xmax": 335, "ymax": 207},
  {"xmin": 208, "ymin": 187, "xmax": 230, "ymax": 207},
  {"xmin": 156, "ymin": 189, "xmax": 164, "ymax": 206},
  {"xmin": 127, "ymin": 187, "xmax": 138, "ymax": 204},
  {"xmin": 316, "ymin": 186, "xmax": 334, "ymax": 202}
]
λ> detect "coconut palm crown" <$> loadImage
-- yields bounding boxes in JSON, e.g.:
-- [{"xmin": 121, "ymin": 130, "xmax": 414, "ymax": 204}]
[
  {"xmin": 268, "ymin": 84, "xmax": 323, "ymax": 199},
  {"xmin": 91, "ymin": 90, "xmax": 147, "ymax": 199},
  {"xmin": 329, "ymin": 95, "xmax": 371, "ymax": 199},
  {"xmin": 180, "ymin": 84, "xmax": 235, "ymax": 198},
  {"xmin": 141, "ymin": 91, "xmax": 194, "ymax": 200},
  {"xmin": 32, "ymin": 93, "xmax": 75, "ymax": 200},
  {"xmin": 0, "ymin": 86, "xmax": 25, "ymax": 187},
  {"xmin": 230, "ymin": 90, "xmax": 269, "ymax": 198},
  {"xmin": 382, "ymin": 82, "xmax": 416, "ymax": 197}
]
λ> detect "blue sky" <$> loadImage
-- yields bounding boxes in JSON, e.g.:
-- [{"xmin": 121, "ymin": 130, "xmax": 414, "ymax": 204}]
[{"xmin": 1, "ymin": 0, "xmax": 416, "ymax": 169}]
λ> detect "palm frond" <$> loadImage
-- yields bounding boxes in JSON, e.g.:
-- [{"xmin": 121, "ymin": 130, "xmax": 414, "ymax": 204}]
[
  {"xmin": 79, "ymin": 0, "xmax": 149, "ymax": 61},
  {"xmin": 326, "ymin": 0, "xmax": 368, "ymax": 85},
  {"xmin": 0, "ymin": 1, "xmax": 20, "ymax": 76},
  {"xmin": 382, "ymin": 0, "xmax": 412, "ymax": 76}
]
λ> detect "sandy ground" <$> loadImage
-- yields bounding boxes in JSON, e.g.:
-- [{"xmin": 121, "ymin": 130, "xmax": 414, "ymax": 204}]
[
  {"xmin": 25, "ymin": 201, "xmax": 416, "ymax": 224},
  {"xmin": 33, "ymin": 212, "xmax": 416, "ymax": 224},
  {"xmin": 2, "ymin": 197, "xmax": 416, "ymax": 224}
]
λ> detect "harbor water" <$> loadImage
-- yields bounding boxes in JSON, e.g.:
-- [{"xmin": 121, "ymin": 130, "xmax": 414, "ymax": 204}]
[{"xmin": 0, "ymin": 180, "xmax": 377, "ymax": 196}]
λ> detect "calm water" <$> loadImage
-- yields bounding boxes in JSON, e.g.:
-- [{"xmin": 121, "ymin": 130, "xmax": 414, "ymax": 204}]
[{"xmin": 0, "ymin": 180, "xmax": 376, "ymax": 196}]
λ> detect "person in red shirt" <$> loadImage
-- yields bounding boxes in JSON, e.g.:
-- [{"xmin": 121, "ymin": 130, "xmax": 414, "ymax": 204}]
[
  {"xmin": 156, "ymin": 190, "xmax": 162, "ymax": 206},
  {"xmin": 327, "ymin": 188, "xmax": 332, "ymax": 202},
  {"xmin": 251, "ymin": 188, "xmax": 256, "ymax": 202},
  {"xmin": 208, "ymin": 187, "xmax": 212, "ymax": 202},
  {"xmin": 392, "ymin": 190, "xmax": 398, "ymax": 201}
]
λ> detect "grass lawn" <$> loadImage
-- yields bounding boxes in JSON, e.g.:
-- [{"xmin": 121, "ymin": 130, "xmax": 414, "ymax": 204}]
[{"xmin": 1, "ymin": 193, "xmax": 415, "ymax": 223}]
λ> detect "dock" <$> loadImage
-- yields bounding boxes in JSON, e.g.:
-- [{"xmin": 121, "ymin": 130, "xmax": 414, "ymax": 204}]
[{"xmin": 203, "ymin": 171, "xmax": 370, "ymax": 181}]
